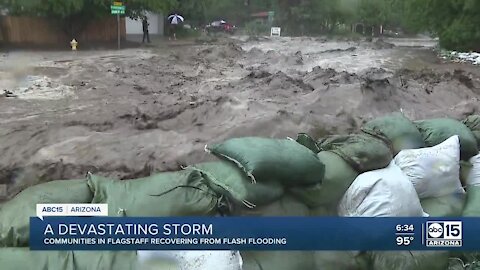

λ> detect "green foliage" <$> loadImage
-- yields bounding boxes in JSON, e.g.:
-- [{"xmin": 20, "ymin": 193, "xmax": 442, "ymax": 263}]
[
  {"xmin": 1, "ymin": 0, "xmax": 174, "ymax": 18},
  {"xmin": 244, "ymin": 20, "xmax": 269, "ymax": 36},
  {"xmin": 357, "ymin": 0, "xmax": 388, "ymax": 26},
  {"xmin": 0, "ymin": 0, "xmax": 176, "ymax": 38},
  {"xmin": 404, "ymin": 0, "xmax": 480, "ymax": 51},
  {"xmin": 126, "ymin": 0, "xmax": 176, "ymax": 19}
]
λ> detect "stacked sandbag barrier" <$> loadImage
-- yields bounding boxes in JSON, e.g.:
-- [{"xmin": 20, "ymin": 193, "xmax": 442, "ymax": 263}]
[
  {"xmin": 414, "ymin": 118, "xmax": 479, "ymax": 160},
  {"xmin": 87, "ymin": 170, "xmax": 224, "ymax": 217},
  {"xmin": 366, "ymin": 136, "xmax": 465, "ymax": 270},
  {"xmin": 237, "ymin": 196, "xmax": 315, "ymax": 270},
  {"xmin": 0, "ymin": 248, "xmax": 137, "ymax": 270},
  {"xmin": 1, "ymin": 112, "xmax": 480, "ymax": 270},
  {"xmin": 451, "ymin": 153, "xmax": 480, "ymax": 269},
  {"xmin": 0, "ymin": 178, "xmax": 139, "ymax": 270},
  {"xmin": 0, "ymin": 179, "xmax": 93, "ymax": 247},
  {"xmin": 462, "ymin": 115, "xmax": 480, "ymax": 147},
  {"xmin": 292, "ymin": 113, "xmax": 479, "ymax": 270},
  {"xmin": 199, "ymin": 137, "xmax": 326, "ymax": 270}
]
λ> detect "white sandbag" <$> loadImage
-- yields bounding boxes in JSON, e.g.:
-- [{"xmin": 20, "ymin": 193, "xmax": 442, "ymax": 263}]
[
  {"xmin": 136, "ymin": 250, "xmax": 243, "ymax": 270},
  {"xmin": 467, "ymin": 154, "xmax": 480, "ymax": 186},
  {"xmin": 338, "ymin": 161, "xmax": 425, "ymax": 217},
  {"xmin": 393, "ymin": 135, "xmax": 464, "ymax": 198}
]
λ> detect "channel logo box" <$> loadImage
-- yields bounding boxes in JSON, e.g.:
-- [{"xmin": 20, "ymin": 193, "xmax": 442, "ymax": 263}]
[{"xmin": 425, "ymin": 221, "xmax": 462, "ymax": 247}]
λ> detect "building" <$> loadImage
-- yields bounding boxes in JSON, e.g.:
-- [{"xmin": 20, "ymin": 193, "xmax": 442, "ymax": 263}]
[
  {"xmin": 126, "ymin": 12, "xmax": 164, "ymax": 40},
  {"xmin": 251, "ymin": 11, "xmax": 275, "ymax": 25}
]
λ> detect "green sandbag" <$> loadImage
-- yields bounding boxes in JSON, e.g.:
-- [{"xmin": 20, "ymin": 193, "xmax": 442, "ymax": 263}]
[
  {"xmin": 242, "ymin": 251, "xmax": 315, "ymax": 270},
  {"xmin": 314, "ymin": 251, "xmax": 370, "ymax": 270},
  {"xmin": 295, "ymin": 133, "xmax": 320, "ymax": 153},
  {"xmin": 310, "ymin": 205, "xmax": 335, "ymax": 216},
  {"xmin": 460, "ymin": 161, "xmax": 473, "ymax": 186},
  {"xmin": 421, "ymin": 193, "xmax": 466, "ymax": 217},
  {"xmin": 462, "ymin": 115, "xmax": 480, "ymax": 146},
  {"xmin": 88, "ymin": 170, "xmax": 221, "ymax": 217},
  {"xmin": 0, "ymin": 249, "xmax": 137, "ymax": 270},
  {"xmin": 235, "ymin": 195, "xmax": 310, "ymax": 217},
  {"xmin": 317, "ymin": 134, "xmax": 393, "ymax": 172},
  {"xmin": 240, "ymin": 195, "xmax": 314, "ymax": 270},
  {"xmin": 0, "ymin": 248, "xmax": 74, "ymax": 270},
  {"xmin": 361, "ymin": 112, "xmax": 425, "ymax": 155},
  {"xmin": 188, "ymin": 161, "xmax": 284, "ymax": 208},
  {"xmin": 463, "ymin": 186, "xmax": 480, "ymax": 216},
  {"xmin": 72, "ymin": 251, "xmax": 137, "ymax": 270},
  {"xmin": 290, "ymin": 151, "xmax": 359, "ymax": 210},
  {"xmin": 206, "ymin": 137, "xmax": 325, "ymax": 186},
  {"xmin": 370, "ymin": 251, "xmax": 449, "ymax": 270},
  {"xmin": 0, "ymin": 179, "xmax": 93, "ymax": 247},
  {"xmin": 414, "ymin": 118, "xmax": 479, "ymax": 160}
]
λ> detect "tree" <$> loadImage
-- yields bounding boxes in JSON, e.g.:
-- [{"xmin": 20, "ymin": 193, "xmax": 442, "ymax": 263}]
[
  {"xmin": 357, "ymin": 0, "xmax": 387, "ymax": 26},
  {"xmin": 0, "ymin": 0, "xmax": 175, "ymax": 38},
  {"xmin": 404, "ymin": 0, "xmax": 480, "ymax": 51}
]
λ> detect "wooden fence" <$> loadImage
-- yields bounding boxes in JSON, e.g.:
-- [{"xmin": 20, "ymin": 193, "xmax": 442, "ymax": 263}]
[{"xmin": 0, "ymin": 16, "xmax": 126, "ymax": 47}]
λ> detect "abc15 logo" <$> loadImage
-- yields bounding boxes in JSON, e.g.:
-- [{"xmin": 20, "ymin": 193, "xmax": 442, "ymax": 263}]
[{"xmin": 426, "ymin": 221, "xmax": 462, "ymax": 240}]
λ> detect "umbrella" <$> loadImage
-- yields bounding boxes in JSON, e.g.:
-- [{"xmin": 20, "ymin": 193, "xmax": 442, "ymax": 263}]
[{"xmin": 168, "ymin": 14, "xmax": 184, "ymax": 25}]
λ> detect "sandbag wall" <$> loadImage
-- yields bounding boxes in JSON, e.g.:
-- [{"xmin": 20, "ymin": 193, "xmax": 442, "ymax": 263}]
[{"xmin": 0, "ymin": 113, "xmax": 480, "ymax": 270}]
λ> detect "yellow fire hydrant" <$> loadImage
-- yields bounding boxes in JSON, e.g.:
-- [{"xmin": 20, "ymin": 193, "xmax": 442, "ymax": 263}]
[{"xmin": 70, "ymin": 39, "xmax": 78, "ymax": 51}]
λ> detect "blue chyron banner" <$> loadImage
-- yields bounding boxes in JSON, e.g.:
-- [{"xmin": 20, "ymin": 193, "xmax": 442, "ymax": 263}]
[{"xmin": 29, "ymin": 217, "xmax": 477, "ymax": 251}]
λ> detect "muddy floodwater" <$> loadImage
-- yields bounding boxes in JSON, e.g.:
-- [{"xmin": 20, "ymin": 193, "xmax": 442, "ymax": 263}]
[{"xmin": 0, "ymin": 36, "xmax": 479, "ymax": 197}]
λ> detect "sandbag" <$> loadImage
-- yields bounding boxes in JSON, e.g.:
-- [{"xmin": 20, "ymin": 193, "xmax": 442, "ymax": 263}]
[
  {"xmin": 188, "ymin": 161, "xmax": 284, "ymax": 208},
  {"xmin": 0, "ymin": 249, "xmax": 138, "ymax": 270},
  {"xmin": 295, "ymin": 133, "xmax": 320, "ymax": 153},
  {"xmin": 361, "ymin": 112, "xmax": 425, "ymax": 154},
  {"xmin": 338, "ymin": 161, "xmax": 425, "ymax": 217},
  {"xmin": 460, "ymin": 160, "xmax": 473, "ymax": 186},
  {"xmin": 462, "ymin": 115, "xmax": 480, "ymax": 146},
  {"xmin": 421, "ymin": 193, "xmax": 465, "ymax": 217},
  {"xmin": 0, "ymin": 179, "xmax": 93, "ymax": 247},
  {"xmin": 72, "ymin": 251, "xmax": 137, "ymax": 270},
  {"xmin": 448, "ymin": 254, "xmax": 480, "ymax": 270},
  {"xmin": 0, "ymin": 248, "xmax": 74, "ymax": 270},
  {"xmin": 318, "ymin": 133, "xmax": 393, "ymax": 173},
  {"xmin": 137, "ymin": 250, "xmax": 242, "ymax": 270},
  {"xmin": 236, "ymin": 194, "xmax": 310, "ymax": 217},
  {"xmin": 370, "ymin": 251, "xmax": 449, "ymax": 270},
  {"xmin": 242, "ymin": 251, "xmax": 315, "ymax": 270},
  {"xmin": 87, "ymin": 170, "xmax": 221, "ymax": 217},
  {"xmin": 393, "ymin": 135, "xmax": 464, "ymax": 199},
  {"xmin": 467, "ymin": 154, "xmax": 480, "ymax": 186},
  {"xmin": 309, "ymin": 205, "xmax": 334, "ymax": 216},
  {"xmin": 414, "ymin": 118, "xmax": 479, "ymax": 160},
  {"xmin": 205, "ymin": 137, "xmax": 325, "ymax": 186},
  {"xmin": 463, "ymin": 186, "xmax": 480, "ymax": 216},
  {"xmin": 289, "ymin": 151, "xmax": 359, "ymax": 210},
  {"xmin": 314, "ymin": 251, "xmax": 370, "ymax": 270},
  {"xmin": 239, "ymin": 195, "xmax": 314, "ymax": 270}
]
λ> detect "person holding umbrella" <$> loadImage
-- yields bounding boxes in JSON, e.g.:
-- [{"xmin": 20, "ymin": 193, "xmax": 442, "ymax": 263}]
[{"xmin": 167, "ymin": 13, "xmax": 184, "ymax": 41}]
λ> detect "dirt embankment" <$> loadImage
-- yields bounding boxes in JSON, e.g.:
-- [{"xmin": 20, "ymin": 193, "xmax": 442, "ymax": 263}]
[{"xmin": 0, "ymin": 38, "xmax": 479, "ymax": 198}]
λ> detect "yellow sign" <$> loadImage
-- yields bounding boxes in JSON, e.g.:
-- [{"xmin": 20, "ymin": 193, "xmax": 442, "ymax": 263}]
[{"xmin": 113, "ymin": 1, "xmax": 123, "ymax": 6}]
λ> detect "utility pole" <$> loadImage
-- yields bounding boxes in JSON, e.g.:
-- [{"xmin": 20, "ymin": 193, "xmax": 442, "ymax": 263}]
[{"xmin": 117, "ymin": 13, "xmax": 120, "ymax": 50}]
